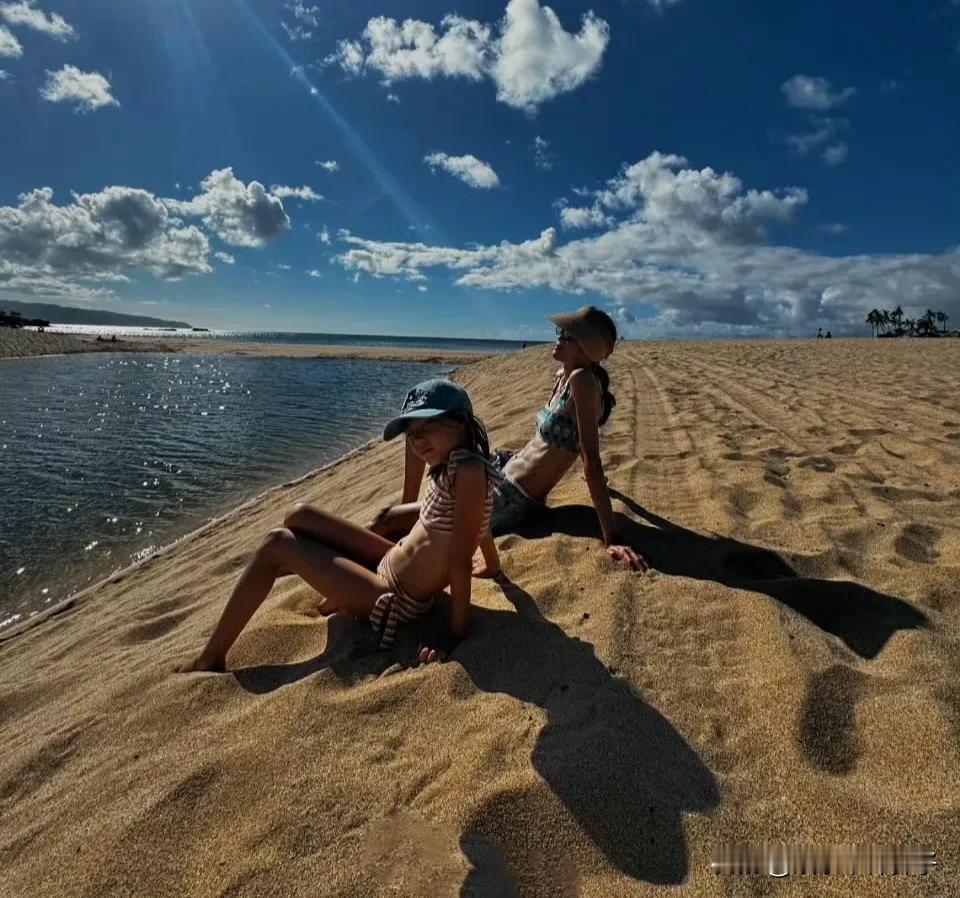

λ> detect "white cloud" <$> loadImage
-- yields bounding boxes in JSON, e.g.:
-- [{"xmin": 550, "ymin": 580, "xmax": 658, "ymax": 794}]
[
  {"xmin": 319, "ymin": 226, "xmax": 331, "ymax": 244},
  {"xmin": 277, "ymin": 263, "xmax": 292, "ymax": 270},
  {"xmin": 0, "ymin": 169, "xmax": 303, "ymax": 302},
  {"xmin": 785, "ymin": 118, "xmax": 837, "ymax": 155},
  {"xmin": 417, "ymin": 284, "xmax": 427, "ymax": 292},
  {"xmin": 307, "ymin": 269, "xmax": 323, "ymax": 278},
  {"xmin": 386, "ymin": 92, "xmax": 400, "ymax": 103},
  {"xmin": 285, "ymin": 2, "xmax": 319, "ymax": 26},
  {"xmin": 0, "ymin": 68, "xmax": 9, "ymax": 79},
  {"xmin": 166, "ymin": 168, "xmax": 290, "ymax": 247},
  {"xmin": 558, "ymin": 204, "xmax": 610, "ymax": 230},
  {"xmin": 493, "ymin": 0, "xmax": 608, "ymax": 112},
  {"xmin": 424, "ymin": 152, "xmax": 500, "ymax": 189},
  {"xmin": 316, "ymin": 159, "xmax": 339, "ymax": 172},
  {"xmin": 0, "ymin": 24, "xmax": 22, "ymax": 56},
  {"xmin": 0, "ymin": 2, "xmax": 73, "ymax": 40},
  {"xmin": 646, "ymin": 0, "xmax": 682, "ymax": 9},
  {"xmin": 782, "ymin": 74, "xmax": 855, "ymax": 110},
  {"xmin": 818, "ymin": 222, "xmax": 847, "ymax": 235},
  {"xmin": 335, "ymin": 151, "xmax": 960, "ymax": 336},
  {"xmin": 324, "ymin": 0, "xmax": 609, "ymax": 112},
  {"xmin": 0, "ymin": 185, "xmax": 211, "ymax": 301},
  {"xmin": 269, "ymin": 184, "xmax": 323, "ymax": 201},
  {"xmin": 532, "ymin": 134, "xmax": 552, "ymax": 170},
  {"xmin": 822, "ymin": 143, "xmax": 848, "ymax": 166},
  {"xmin": 40, "ymin": 65, "xmax": 118, "ymax": 112},
  {"xmin": 280, "ymin": 21, "xmax": 312, "ymax": 41}
]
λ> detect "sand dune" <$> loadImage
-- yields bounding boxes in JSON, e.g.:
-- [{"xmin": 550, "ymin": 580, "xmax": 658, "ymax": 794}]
[{"xmin": 1, "ymin": 339, "xmax": 958, "ymax": 896}]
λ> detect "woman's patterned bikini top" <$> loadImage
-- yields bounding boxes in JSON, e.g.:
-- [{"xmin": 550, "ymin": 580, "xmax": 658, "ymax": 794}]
[{"xmin": 535, "ymin": 371, "xmax": 584, "ymax": 454}]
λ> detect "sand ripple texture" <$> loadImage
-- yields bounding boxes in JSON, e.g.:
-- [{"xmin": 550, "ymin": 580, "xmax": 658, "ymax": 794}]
[{"xmin": 1, "ymin": 339, "xmax": 958, "ymax": 897}]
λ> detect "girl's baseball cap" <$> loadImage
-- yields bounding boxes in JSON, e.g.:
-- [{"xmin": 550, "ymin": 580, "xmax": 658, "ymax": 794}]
[{"xmin": 382, "ymin": 379, "xmax": 473, "ymax": 441}]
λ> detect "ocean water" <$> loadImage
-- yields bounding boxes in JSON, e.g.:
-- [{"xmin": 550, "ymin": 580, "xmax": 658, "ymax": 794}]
[
  {"xmin": 0, "ymin": 353, "xmax": 444, "ymax": 632},
  {"xmin": 41, "ymin": 324, "xmax": 538, "ymax": 354}
]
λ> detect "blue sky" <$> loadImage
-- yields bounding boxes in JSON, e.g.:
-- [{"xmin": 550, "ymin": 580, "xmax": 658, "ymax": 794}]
[{"xmin": 1, "ymin": 0, "xmax": 958, "ymax": 338}]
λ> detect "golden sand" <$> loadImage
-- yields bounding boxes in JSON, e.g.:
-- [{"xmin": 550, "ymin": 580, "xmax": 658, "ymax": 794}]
[
  {"xmin": 1, "ymin": 339, "xmax": 958, "ymax": 896},
  {"xmin": 0, "ymin": 329, "xmax": 176, "ymax": 359}
]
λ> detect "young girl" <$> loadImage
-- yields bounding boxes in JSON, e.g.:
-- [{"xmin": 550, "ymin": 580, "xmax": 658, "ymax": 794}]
[
  {"xmin": 372, "ymin": 307, "xmax": 648, "ymax": 574},
  {"xmin": 177, "ymin": 378, "xmax": 501, "ymax": 672}
]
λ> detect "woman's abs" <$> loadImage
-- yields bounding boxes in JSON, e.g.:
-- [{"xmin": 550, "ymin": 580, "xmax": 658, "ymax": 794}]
[{"xmin": 504, "ymin": 436, "xmax": 577, "ymax": 501}]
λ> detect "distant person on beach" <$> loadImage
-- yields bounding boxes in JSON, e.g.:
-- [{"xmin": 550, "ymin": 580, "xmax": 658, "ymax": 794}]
[
  {"xmin": 177, "ymin": 380, "xmax": 501, "ymax": 671},
  {"xmin": 371, "ymin": 307, "xmax": 648, "ymax": 574}
]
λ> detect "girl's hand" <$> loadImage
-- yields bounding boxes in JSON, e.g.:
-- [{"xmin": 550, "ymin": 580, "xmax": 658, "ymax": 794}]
[
  {"xmin": 417, "ymin": 632, "xmax": 462, "ymax": 664},
  {"xmin": 605, "ymin": 543, "xmax": 650, "ymax": 573},
  {"xmin": 471, "ymin": 556, "xmax": 501, "ymax": 579}
]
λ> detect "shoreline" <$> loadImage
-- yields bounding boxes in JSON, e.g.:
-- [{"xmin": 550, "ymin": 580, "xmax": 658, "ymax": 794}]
[
  {"xmin": 0, "ymin": 432, "xmax": 389, "ymax": 644},
  {"xmin": 0, "ymin": 330, "xmax": 494, "ymax": 364}
]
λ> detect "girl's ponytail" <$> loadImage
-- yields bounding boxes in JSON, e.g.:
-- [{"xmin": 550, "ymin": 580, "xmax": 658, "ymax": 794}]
[{"xmin": 591, "ymin": 362, "xmax": 616, "ymax": 426}]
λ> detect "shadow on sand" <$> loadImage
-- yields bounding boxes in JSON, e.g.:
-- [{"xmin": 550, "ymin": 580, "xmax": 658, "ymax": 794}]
[
  {"xmin": 233, "ymin": 575, "xmax": 720, "ymax": 891},
  {"xmin": 513, "ymin": 489, "xmax": 928, "ymax": 661}
]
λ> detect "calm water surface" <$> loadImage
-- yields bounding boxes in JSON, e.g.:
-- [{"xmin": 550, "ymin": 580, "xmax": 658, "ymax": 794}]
[{"xmin": 0, "ymin": 353, "xmax": 442, "ymax": 631}]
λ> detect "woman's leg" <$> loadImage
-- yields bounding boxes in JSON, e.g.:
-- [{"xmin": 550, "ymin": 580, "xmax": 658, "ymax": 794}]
[
  {"xmin": 177, "ymin": 528, "xmax": 389, "ymax": 672},
  {"xmin": 366, "ymin": 502, "xmax": 421, "ymax": 541}
]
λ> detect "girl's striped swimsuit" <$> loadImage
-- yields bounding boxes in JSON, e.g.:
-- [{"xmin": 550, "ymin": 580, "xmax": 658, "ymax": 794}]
[{"xmin": 369, "ymin": 449, "xmax": 500, "ymax": 648}]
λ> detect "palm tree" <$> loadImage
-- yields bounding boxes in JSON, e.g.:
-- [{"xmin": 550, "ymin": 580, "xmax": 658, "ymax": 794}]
[
  {"xmin": 936, "ymin": 310, "xmax": 948, "ymax": 334},
  {"xmin": 880, "ymin": 309, "xmax": 891, "ymax": 335},
  {"xmin": 890, "ymin": 305, "xmax": 904, "ymax": 336},
  {"xmin": 866, "ymin": 309, "xmax": 882, "ymax": 337}
]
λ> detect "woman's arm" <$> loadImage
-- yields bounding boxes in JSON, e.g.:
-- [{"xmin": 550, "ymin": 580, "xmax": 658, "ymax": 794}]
[
  {"xmin": 473, "ymin": 527, "xmax": 502, "ymax": 578},
  {"xmin": 402, "ymin": 436, "xmax": 427, "ymax": 503},
  {"xmin": 570, "ymin": 371, "xmax": 649, "ymax": 572}
]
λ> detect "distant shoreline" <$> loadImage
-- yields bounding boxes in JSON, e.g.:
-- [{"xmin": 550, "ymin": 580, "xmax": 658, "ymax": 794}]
[{"xmin": 0, "ymin": 330, "xmax": 494, "ymax": 365}]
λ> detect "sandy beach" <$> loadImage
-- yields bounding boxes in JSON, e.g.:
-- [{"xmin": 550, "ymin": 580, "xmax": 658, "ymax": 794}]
[
  {"xmin": 0, "ymin": 330, "xmax": 490, "ymax": 365},
  {"xmin": 1, "ymin": 339, "xmax": 958, "ymax": 896}
]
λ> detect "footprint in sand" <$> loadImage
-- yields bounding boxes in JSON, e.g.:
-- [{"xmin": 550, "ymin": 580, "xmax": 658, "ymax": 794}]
[
  {"xmin": 211, "ymin": 552, "xmax": 251, "ymax": 576},
  {"xmin": 120, "ymin": 609, "xmax": 191, "ymax": 644},
  {"xmin": 799, "ymin": 664, "xmax": 869, "ymax": 775},
  {"xmin": 802, "ymin": 456, "xmax": 836, "ymax": 473},
  {"xmin": 893, "ymin": 523, "xmax": 940, "ymax": 564}
]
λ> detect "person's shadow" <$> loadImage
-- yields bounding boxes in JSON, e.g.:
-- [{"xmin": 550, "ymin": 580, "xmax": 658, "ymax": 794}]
[
  {"xmin": 232, "ymin": 577, "xmax": 720, "ymax": 891},
  {"xmin": 512, "ymin": 489, "xmax": 927, "ymax": 661}
]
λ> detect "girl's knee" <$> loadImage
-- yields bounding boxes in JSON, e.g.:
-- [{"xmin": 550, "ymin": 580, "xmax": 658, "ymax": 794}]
[
  {"xmin": 283, "ymin": 502, "xmax": 315, "ymax": 529},
  {"xmin": 259, "ymin": 527, "xmax": 295, "ymax": 561}
]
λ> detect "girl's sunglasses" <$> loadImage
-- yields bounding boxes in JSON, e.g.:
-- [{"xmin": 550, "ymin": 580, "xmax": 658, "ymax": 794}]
[{"xmin": 556, "ymin": 327, "xmax": 576, "ymax": 343}]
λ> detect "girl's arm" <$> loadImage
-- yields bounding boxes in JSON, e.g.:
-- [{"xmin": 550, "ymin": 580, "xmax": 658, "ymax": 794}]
[
  {"xmin": 401, "ymin": 436, "xmax": 427, "ymax": 503},
  {"xmin": 418, "ymin": 461, "xmax": 486, "ymax": 662},
  {"xmin": 570, "ymin": 370, "xmax": 649, "ymax": 573}
]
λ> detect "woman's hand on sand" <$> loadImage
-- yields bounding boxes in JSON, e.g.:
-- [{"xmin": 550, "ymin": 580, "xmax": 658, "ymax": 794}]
[{"xmin": 605, "ymin": 544, "xmax": 649, "ymax": 573}]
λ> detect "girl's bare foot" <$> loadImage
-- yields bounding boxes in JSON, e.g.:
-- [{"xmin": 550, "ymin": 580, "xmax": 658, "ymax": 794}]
[
  {"xmin": 175, "ymin": 654, "xmax": 226, "ymax": 673},
  {"xmin": 313, "ymin": 596, "xmax": 340, "ymax": 616}
]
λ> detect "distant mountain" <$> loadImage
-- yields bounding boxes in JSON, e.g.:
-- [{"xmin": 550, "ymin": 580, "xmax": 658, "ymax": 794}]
[{"xmin": 0, "ymin": 300, "xmax": 192, "ymax": 329}]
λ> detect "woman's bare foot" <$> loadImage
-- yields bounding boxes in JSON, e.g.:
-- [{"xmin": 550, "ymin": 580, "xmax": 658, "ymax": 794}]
[{"xmin": 175, "ymin": 653, "xmax": 226, "ymax": 673}]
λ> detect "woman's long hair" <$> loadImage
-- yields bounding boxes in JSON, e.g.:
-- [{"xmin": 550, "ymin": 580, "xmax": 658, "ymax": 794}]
[
  {"xmin": 591, "ymin": 362, "xmax": 616, "ymax": 426},
  {"xmin": 427, "ymin": 410, "xmax": 491, "ymax": 482}
]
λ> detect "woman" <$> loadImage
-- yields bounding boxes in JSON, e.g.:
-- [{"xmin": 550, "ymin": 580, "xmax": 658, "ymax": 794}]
[{"xmin": 371, "ymin": 306, "xmax": 647, "ymax": 575}]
